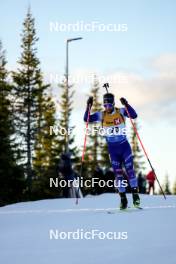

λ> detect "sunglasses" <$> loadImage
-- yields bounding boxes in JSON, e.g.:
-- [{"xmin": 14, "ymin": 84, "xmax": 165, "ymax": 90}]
[{"xmin": 104, "ymin": 103, "xmax": 114, "ymax": 108}]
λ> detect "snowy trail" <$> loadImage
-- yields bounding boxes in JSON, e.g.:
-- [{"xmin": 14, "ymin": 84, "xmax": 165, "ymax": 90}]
[
  {"xmin": 0, "ymin": 194, "xmax": 176, "ymax": 264},
  {"xmin": 0, "ymin": 204, "xmax": 176, "ymax": 214}
]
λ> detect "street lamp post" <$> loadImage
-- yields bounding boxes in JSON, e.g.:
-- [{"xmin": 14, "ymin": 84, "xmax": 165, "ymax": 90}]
[{"xmin": 65, "ymin": 37, "xmax": 83, "ymax": 153}]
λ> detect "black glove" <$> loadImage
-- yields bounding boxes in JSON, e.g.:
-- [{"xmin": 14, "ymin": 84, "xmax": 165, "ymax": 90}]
[
  {"xmin": 120, "ymin": 97, "xmax": 128, "ymax": 106},
  {"xmin": 87, "ymin": 96, "xmax": 93, "ymax": 108}
]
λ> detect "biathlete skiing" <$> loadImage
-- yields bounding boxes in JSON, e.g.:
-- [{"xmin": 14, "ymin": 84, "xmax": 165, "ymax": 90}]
[{"xmin": 83, "ymin": 83, "xmax": 140, "ymax": 210}]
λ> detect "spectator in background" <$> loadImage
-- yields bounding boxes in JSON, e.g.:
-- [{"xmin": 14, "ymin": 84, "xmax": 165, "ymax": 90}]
[
  {"xmin": 146, "ymin": 170, "xmax": 155, "ymax": 195},
  {"xmin": 57, "ymin": 152, "xmax": 80, "ymax": 198},
  {"xmin": 104, "ymin": 167, "xmax": 115, "ymax": 193},
  {"xmin": 138, "ymin": 172, "xmax": 146, "ymax": 194},
  {"xmin": 92, "ymin": 165, "xmax": 104, "ymax": 195}
]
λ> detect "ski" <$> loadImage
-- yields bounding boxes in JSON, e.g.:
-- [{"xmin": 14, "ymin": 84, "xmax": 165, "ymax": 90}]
[{"xmin": 107, "ymin": 206, "xmax": 143, "ymax": 214}]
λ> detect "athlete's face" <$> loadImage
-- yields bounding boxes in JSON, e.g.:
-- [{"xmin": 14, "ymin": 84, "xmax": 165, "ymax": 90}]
[{"xmin": 104, "ymin": 103, "xmax": 114, "ymax": 113}]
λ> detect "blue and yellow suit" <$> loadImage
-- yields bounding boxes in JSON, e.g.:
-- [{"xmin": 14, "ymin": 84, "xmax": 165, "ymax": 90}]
[{"xmin": 84, "ymin": 104, "xmax": 138, "ymax": 193}]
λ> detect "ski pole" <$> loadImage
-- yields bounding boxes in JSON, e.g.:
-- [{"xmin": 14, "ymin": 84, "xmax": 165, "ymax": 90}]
[
  {"xmin": 76, "ymin": 103, "xmax": 92, "ymax": 204},
  {"xmin": 125, "ymin": 105, "xmax": 166, "ymax": 200}
]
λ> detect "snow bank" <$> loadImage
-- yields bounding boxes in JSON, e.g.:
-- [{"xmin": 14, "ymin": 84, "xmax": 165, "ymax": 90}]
[{"xmin": 0, "ymin": 194, "xmax": 176, "ymax": 264}]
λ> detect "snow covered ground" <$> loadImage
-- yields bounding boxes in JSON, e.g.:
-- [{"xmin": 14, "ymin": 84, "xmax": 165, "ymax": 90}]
[{"xmin": 0, "ymin": 194, "xmax": 176, "ymax": 264}]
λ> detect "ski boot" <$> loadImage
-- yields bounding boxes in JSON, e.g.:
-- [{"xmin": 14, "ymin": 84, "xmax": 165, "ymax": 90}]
[
  {"xmin": 119, "ymin": 192, "xmax": 128, "ymax": 210},
  {"xmin": 131, "ymin": 188, "xmax": 140, "ymax": 208}
]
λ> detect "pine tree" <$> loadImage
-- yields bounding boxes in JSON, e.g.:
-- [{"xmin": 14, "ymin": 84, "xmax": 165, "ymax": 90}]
[
  {"xmin": 86, "ymin": 75, "xmax": 102, "ymax": 170},
  {"xmin": 173, "ymin": 179, "xmax": 176, "ymax": 195},
  {"xmin": 32, "ymin": 87, "xmax": 62, "ymax": 199},
  {"xmin": 163, "ymin": 174, "xmax": 171, "ymax": 195},
  {"xmin": 34, "ymin": 89, "xmax": 59, "ymax": 175},
  {"xmin": 130, "ymin": 121, "xmax": 145, "ymax": 175},
  {"xmin": 0, "ymin": 41, "xmax": 25, "ymax": 206},
  {"xmin": 12, "ymin": 8, "xmax": 47, "ymax": 195},
  {"xmin": 58, "ymin": 79, "xmax": 78, "ymax": 157}
]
